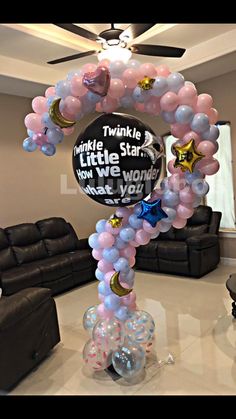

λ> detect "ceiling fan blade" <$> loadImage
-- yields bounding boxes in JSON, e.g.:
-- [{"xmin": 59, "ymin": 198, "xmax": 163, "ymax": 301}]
[
  {"xmin": 47, "ymin": 50, "xmax": 96, "ymax": 65},
  {"xmin": 120, "ymin": 24, "xmax": 155, "ymax": 41},
  {"xmin": 54, "ymin": 24, "xmax": 99, "ymax": 42},
  {"xmin": 131, "ymin": 44, "xmax": 186, "ymax": 57}
]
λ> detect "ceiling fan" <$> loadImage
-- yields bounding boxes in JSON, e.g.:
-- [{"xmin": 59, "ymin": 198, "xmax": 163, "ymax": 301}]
[{"xmin": 47, "ymin": 23, "xmax": 186, "ymax": 65}]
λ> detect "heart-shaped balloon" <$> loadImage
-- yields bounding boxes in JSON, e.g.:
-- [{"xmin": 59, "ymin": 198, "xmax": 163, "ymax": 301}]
[{"xmin": 82, "ymin": 66, "xmax": 110, "ymax": 97}]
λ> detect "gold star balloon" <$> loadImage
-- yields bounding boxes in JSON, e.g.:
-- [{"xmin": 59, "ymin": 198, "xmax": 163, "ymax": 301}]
[
  {"xmin": 173, "ymin": 139, "xmax": 205, "ymax": 173},
  {"xmin": 138, "ymin": 76, "xmax": 155, "ymax": 91},
  {"xmin": 108, "ymin": 215, "xmax": 123, "ymax": 228}
]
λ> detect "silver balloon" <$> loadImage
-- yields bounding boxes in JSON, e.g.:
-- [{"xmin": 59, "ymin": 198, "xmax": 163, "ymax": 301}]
[
  {"xmin": 112, "ymin": 338, "xmax": 146, "ymax": 379},
  {"xmin": 124, "ymin": 310, "xmax": 155, "ymax": 344},
  {"xmin": 83, "ymin": 305, "xmax": 99, "ymax": 335}
]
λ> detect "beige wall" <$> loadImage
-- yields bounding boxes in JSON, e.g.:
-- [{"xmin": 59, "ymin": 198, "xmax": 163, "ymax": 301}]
[{"xmin": 0, "ymin": 69, "xmax": 235, "ymax": 255}]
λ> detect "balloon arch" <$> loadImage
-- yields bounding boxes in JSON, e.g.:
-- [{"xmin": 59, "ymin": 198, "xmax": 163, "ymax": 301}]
[{"xmin": 23, "ymin": 59, "xmax": 220, "ymax": 380}]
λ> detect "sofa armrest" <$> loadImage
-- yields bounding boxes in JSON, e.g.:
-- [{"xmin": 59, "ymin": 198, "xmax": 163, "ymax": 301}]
[
  {"xmin": 186, "ymin": 234, "xmax": 218, "ymax": 249},
  {"xmin": 209, "ymin": 212, "xmax": 222, "ymax": 234},
  {"xmin": 77, "ymin": 238, "xmax": 90, "ymax": 250}
]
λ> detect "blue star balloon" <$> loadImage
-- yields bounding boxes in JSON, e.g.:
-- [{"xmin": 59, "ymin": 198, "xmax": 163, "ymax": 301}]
[{"xmin": 137, "ymin": 199, "xmax": 168, "ymax": 227}]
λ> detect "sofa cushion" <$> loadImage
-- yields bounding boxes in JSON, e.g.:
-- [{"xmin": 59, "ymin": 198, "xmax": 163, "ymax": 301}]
[
  {"xmin": 175, "ymin": 224, "xmax": 208, "ymax": 241},
  {"xmin": 0, "ymin": 228, "xmax": 17, "ymax": 271},
  {"xmin": 35, "ymin": 254, "xmax": 72, "ymax": 282},
  {"xmin": 136, "ymin": 241, "xmax": 158, "ymax": 259},
  {"xmin": 1, "ymin": 263, "xmax": 42, "ymax": 296},
  {"xmin": 66, "ymin": 249, "xmax": 96, "ymax": 271},
  {"xmin": 12, "ymin": 242, "xmax": 48, "ymax": 265},
  {"xmin": 36, "ymin": 218, "xmax": 78, "ymax": 256},
  {"xmin": 187, "ymin": 205, "xmax": 212, "ymax": 226},
  {"xmin": 157, "ymin": 241, "xmax": 188, "ymax": 261}
]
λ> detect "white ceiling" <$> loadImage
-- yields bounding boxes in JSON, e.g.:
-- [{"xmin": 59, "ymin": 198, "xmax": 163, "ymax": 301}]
[{"xmin": 0, "ymin": 23, "xmax": 236, "ymax": 98}]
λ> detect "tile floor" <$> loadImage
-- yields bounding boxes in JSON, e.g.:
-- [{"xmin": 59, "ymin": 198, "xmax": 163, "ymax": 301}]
[{"xmin": 10, "ymin": 264, "xmax": 236, "ymax": 395}]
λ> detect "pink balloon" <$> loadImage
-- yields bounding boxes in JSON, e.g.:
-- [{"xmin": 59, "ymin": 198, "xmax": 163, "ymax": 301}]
[
  {"xmin": 62, "ymin": 126, "xmax": 75, "ymax": 136},
  {"xmin": 135, "ymin": 229, "xmax": 151, "ymax": 245},
  {"xmin": 32, "ymin": 96, "xmax": 48, "ymax": 114},
  {"xmin": 96, "ymin": 102, "xmax": 103, "ymax": 112},
  {"xmin": 98, "ymin": 232, "xmax": 115, "ymax": 248},
  {"xmin": 172, "ymin": 215, "xmax": 187, "ymax": 229},
  {"xmin": 32, "ymin": 133, "xmax": 47, "ymax": 146},
  {"xmin": 139, "ymin": 63, "xmax": 157, "ymax": 78},
  {"xmin": 156, "ymin": 64, "xmax": 171, "ymax": 77},
  {"xmin": 197, "ymin": 140, "xmax": 218, "ymax": 157},
  {"xmin": 195, "ymin": 93, "xmax": 213, "ymax": 113},
  {"xmin": 97, "ymin": 303, "xmax": 113, "ymax": 320},
  {"xmin": 168, "ymin": 159, "xmax": 184, "ymax": 175},
  {"xmin": 178, "ymin": 84, "xmax": 197, "ymax": 106},
  {"xmin": 108, "ymin": 79, "xmax": 125, "ymax": 99},
  {"xmin": 71, "ymin": 76, "xmax": 87, "ymax": 97},
  {"xmin": 206, "ymin": 108, "xmax": 219, "ymax": 125},
  {"xmin": 101, "ymin": 96, "xmax": 119, "ymax": 113},
  {"xmin": 182, "ymin": 131, "xmax": 201, "ymax": 146},
  {"xmin": 144, "ymin": 96, "xmax": 161, "ymax": 115},
  {"xmin": 63, "ymin": 96, "xmax": 81, "ymax": 115},
  {"xmin": 142, "ymin": 220, "xmax": 160, "ymax": 234},
  {"xmin": 97, "ymin": 59, "xmax": 110, "ymax": 68},
  {"xmin": 92, "ymin": 249, "xmax": 103, "ymax": 261},
  {"xmin": 81, "ymin": 63, "xmax": 97, "ymax": 74},
  {"xmin": 122, "ymin": 68, "xmax": 140, "ymax": 88},
  {"xmin": 179, "ymin": 186, "xmax": 195, "ymax": 203},
  {"xmin": 129, "ymin": 256, "xmax": 136, "ymax": 267},
  {"xmin": 97, "ymin": 259, "xmax": 114, "ymax": 273},
  {"xmin": 149, "ymin": 188, "xmax": 164, "ymax": 202},
  {"xmin": 160, "ymin": 92, "xmax": 179, "ymax": 112},
  {"xmin": 169, "ymin": 173, "xmax": 186, "ymax": 192},
  {"xmin": 24, "ymin": 113, "xmax": 44, "ymax": 132},
  {"xmin": 98, "ymin": 294, "xmax": 105, "ymax": 302},
  {"xmin": 121, "ymin": 291, "xmax": 136, "ymax": 306},
  {"xmin": 45, "ymin": 86, "xmax": 56, "ymax": 97},
  {"xmin": 196, "ymin": 157, "xmax": 220, "ymax": 175},
  {"xmin": 120, "ymin": 246, "xmax": 136, "ymax": 259},
  {"xmin": 105, "ymin": 222, "xmax": 121, "ymax": 235},
  {"xmin": 129, "ymin": 240, "xmax": 139, "ymax": 248},
  {"xmin": 171, "ymin": 123, "xmax": 190, "ymax": 138},
  {"xmin": 134, "ymin": 102, "xmax": 145, "ymax": 112},
  {"xmin": 116, "ymin": 207, "xmax": 131, "ymax": 224},
  {"xmin": 177, "ymin": 203, "xmax": 194, "ymax": 219},
  {"xmin": 104, "ymin": 270, "xmax": 116, "ymax": 284}
]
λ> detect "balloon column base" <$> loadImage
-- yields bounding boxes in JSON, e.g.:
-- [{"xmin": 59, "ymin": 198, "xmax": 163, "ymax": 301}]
[{"xmin": 105, "ymin": 364, "xmax": 121, "ymax": 381}]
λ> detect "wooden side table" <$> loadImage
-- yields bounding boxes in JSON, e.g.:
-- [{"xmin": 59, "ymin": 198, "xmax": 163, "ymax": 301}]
[{"xmin": 226, "ymin": 274, "xmax": 236, "ymax": 318}]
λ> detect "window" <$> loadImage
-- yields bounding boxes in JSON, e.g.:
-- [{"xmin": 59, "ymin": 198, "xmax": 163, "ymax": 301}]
[{"xmin": 163, "ymin": 122, "xmax": 235, "ymax": 229}]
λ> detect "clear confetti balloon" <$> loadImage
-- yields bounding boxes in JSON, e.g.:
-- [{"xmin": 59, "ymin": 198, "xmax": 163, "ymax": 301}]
[
  {"xmin": 112, "ymin": 338, "xmax": 146, "ymax": 379},
  {"xmin": 83, "ymin": 305, "xmax": 99, "ymax": 335},
  {"xmin": 92, "ymin": 318, "xmax": 125, "ymax": 351},
  {"xmin": 83, "ymin": 339, "xmax": 111, "ymax": 371},
  {"xmin": 124, "ymin": 310, "xmax": 155, "ymax": 344}
]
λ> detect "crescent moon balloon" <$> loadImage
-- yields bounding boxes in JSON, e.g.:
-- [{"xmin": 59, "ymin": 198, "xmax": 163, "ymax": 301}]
[
  {"xmin": 49, "ymin": 98, "xmax": 76, "ymax": 129},
  {"xmin": 110, "ymin": 271, "xmax": 133, "ymax": 297}
]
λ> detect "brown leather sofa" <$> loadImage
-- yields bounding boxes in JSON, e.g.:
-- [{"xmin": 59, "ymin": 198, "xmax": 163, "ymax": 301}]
[
  {"xmin": 135, "ymin": 205, "xmax": 222, "ymax": 278},
  {"xmin": 0, "ymin": 287, "xmax": 60, "ymax": 392},
  {"xmin": 0, "ymin": 217, "xmax": 96, "ymax": 296}
]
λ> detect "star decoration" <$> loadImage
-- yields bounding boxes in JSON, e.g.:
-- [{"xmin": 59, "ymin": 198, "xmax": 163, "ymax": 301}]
[
  {"xmin": 140, "ymin": 131, "xmax": 164, "ymax": 164},
  {"xmin": 137, "ymin": 199, "xmax": 168, "ymax": 227},
  {"xmin": 173, "ymin": 139, "xmax": 205, "ymax": 173},
  {"xmin": 108, "ymin": 214, "xmax": 123, "ymax": 228},
  {"xmin": 138, "ymin": 76, "xmax": 155, "ymax": 91}
]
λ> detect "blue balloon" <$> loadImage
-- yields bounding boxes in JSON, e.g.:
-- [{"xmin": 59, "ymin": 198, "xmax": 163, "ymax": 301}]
[
  {"xmin": 95, "ymin": 269, "xmax": 104, "ymax": 281},
  {"xmin": 98, "ymin": 281, "xmax": 112, "ymax": 296},
  {"xmin": 67, "ymin": 70, "xmax": 81, "ymax": 81},
  {"xmin": 119, "ymin": 227, "xmax": 135, "ymax": 242},
  {"xmin": 175, "ymin": 105, "xmax": 194, "ymax": 124},
  {"xmin": 47, "ymin": 127, "xmax": 64, "ymax": 145},
  {"xmin": 115, "ymin": 237, "xmax": 127, "ymax": 250},
  {"xmin": 191, "ymin": 179, "xmax": 209, "ymax": 197},
  {"xmin": 113, "ymin": 257, "xmax": 130, "ymax": 273},
  {"xmin": 109, "ymin": 60, "xmax": 127, "ymax": 77},
  {"xmin": 133, "ymin": 203, "xmax": 142, "ymax": 216},
  {"xmin": 22, "ymin": 137, "xmax": 37, "ymax": 152},
  {"xmin": 46, "ymin": 95, "xmax": 60, "ymax": 107},
  {"xmin": 41, "ymin": 143, "xmax": 56, "ymax": 156},
  {"xmin": 128, "ymin": 214, "xmax": 143, "ymax": 229},
  {"xmin": 102, "ymin": 247, "xmax": 120, "ymax": 263},
  {"xmin": 86, "ymin": 91, "xmax": 101, "ymax": 104},
  {"xmin": 132, "ymin": 86, "xmax": 149, "ymax": 103},
  {"xmin": 151, "ymin": 77, "xmax": 168, "ymax": 97},
  {"xmin": 185, "ymin": 170, "xmax": 203, "ymax": 184},
  {"xmin": 161, "ymin": 207, "xmax": 176, "ymax": 223},
  {"xmin": 55, "ymin": 80, "xmax": 71, "ymax": 99},
  {"xmin": 202, "ymin": 125, "xmax": 220, "ymax": 141},
  {"xmin": 104, "ymin": 294, "xmax": 121, "ymax": 311},
  {"xmin": 126, "ymin": 59, "xmax": 141, "ymax": 69},
  {"xmin": 120, "ymin": 96, "xmax": 134, "ymax": 108},
  {"xmin": 88, "ymin": 233, "xmax": 100, "ymax": 250},
  {"xmin": 120, "ymin": 269, "xmax": 135, "ymax": 288},
  {"xmin": 27, "ymin": 129, "xmax": 35, "ymax": 138},
  {"xmin": 160, "ymin": 178, "xmax": 169, "ymax": 191},
  {"xmin": 161, "ymin": 110, "xmax": 176, "ymax": 124},
  {"xmin": 162, "ymin": 190, "xmax": 180, "ymax": 207},
  {"xmin": 41, "ymin": 112, "xmax": 57, "ymax": 129},
  {"xmin": 115, "ymin": 306, "xmax": 130, "ymax": 322},
  {"xmin": 167, "ymin": 72, "xmax": 185, "ymax": 93},
  {"xmin": 190, "ymin": 113, "xmax": 210, "ymax": 134},
  {"xmin": 96, "ymin": 219, "xmax": 107, "ymax": 233},
  {"xmin": 81, "ymin": 95, "xmax": 96, "ymax": 113}
]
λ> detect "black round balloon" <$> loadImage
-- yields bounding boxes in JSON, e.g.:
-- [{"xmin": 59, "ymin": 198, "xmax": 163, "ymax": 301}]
[{"xmin": 72, "ymin": 112, "xmax": 162, "ymax": 207}]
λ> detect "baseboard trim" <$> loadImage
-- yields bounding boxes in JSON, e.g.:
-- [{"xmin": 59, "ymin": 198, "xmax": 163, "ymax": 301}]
[{"xmin": 221, "ymin": 257, "xmax": 236, "ymax": 266}]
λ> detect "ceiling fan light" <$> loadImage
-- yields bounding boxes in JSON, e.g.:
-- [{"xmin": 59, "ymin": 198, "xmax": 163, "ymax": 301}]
[{"xmin": 97, "ymin": 46, "xmax": 132, "ymax": 63}]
